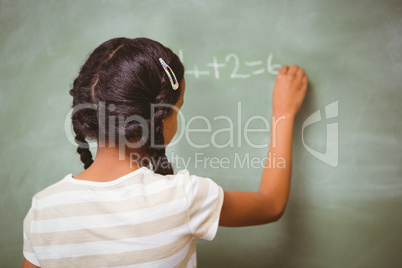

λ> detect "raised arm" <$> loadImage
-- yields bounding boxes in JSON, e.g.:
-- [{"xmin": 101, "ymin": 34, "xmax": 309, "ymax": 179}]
[{"xmin": 219, "ymin": 65, "xmax": 308, "ymax": 227}]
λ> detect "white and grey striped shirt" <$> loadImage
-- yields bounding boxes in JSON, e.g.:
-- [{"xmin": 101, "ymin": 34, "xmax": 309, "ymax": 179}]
[{"xmin": 23, "ymin": 167, "xmax": 224, "ymax": 267}]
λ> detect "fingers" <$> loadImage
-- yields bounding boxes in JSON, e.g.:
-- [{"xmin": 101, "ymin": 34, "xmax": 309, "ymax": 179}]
[
  {"xmin": 279, "ymin": 65, "xmax": 304, "ymax": 76},
  {"xmin": 287, "ymin": 65, "xmax": 298, "ymax": 75},
  {"xmin": 302, "ymin": 75, "xmax": 308, "ymax": 85},
  {"xmin": 279, "ymin": 66, "xmax": 288, "ymax": 75},
  {"xmin": 279, "ymin": 65, "xmax": 308, "ymax": 85},
  {"xmin": 296, "ymin": 67, "xmax": 305, "ymax": 78}
]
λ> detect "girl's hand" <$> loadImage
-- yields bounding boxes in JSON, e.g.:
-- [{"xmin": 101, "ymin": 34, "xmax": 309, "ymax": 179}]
[{"xmin": 272, "ymin": 65, "xmax": 308, "ymax": 117}]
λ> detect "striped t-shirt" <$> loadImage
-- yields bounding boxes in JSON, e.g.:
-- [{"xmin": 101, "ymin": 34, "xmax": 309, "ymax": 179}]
[{"xmin": 23, "ymin": 167, "xmax": 224, "ymax": 267}]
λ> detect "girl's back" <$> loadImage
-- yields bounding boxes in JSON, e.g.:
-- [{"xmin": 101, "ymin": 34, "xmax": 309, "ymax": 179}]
[{"xmin": 24, "ymin": 167, "xmax": 223, "ymax": 267}]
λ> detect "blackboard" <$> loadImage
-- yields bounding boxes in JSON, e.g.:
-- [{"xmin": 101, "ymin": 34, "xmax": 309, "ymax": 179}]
[{"xmin": 1, "ymin": 0, "xmax": 401, "ymax": 267}]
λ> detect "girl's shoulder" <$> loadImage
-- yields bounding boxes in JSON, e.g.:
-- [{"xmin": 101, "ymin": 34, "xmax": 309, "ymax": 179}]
[{"xmin": 31, "ymin": 174, "xmax": 72, "ymax": 201}]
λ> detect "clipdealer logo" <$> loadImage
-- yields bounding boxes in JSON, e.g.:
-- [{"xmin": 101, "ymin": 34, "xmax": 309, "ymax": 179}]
[
  {"xmin": 64, "ymin": 101, "xmax": 339, "ymax": 168},
  {"xmin": 302, "ymin": 101, "xmax": 339, "ymax": 167}
]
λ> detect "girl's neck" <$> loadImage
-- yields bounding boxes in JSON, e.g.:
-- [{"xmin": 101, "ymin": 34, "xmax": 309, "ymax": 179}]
[{"xmin": 73, "ymin": 145, "xmax": 142, "ymax": 182}]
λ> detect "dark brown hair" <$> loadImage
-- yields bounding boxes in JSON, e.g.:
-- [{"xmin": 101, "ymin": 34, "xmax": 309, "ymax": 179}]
[{"xmin": 69, "ymin": 37, "xmax": 184, "ymax": 175}]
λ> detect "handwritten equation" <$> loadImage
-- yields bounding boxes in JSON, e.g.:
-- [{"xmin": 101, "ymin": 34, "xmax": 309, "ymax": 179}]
[{"xmin": 178, "ymin": 50, "xmax": 281, "ymax": 79}]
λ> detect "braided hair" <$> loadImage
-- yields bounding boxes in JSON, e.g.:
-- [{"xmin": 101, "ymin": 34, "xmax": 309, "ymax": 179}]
[{"xmin": 69, "ymin": 37, "xmax": 184, "ymax": 175}]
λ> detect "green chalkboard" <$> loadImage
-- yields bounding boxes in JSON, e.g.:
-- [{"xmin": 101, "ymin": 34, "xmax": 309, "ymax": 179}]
[{"xmin": 1, "ymin": 0, "xmax": 401, "ymax": 267}]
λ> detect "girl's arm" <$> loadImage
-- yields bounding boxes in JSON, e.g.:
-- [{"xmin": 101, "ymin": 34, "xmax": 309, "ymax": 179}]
[{"xmin": 219, "ymin": 65, "xmax": 308, "ymax": 227}]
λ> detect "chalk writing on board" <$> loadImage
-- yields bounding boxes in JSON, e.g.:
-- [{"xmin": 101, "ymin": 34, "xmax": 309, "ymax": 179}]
[{"xmin": 178, "ymin": 50, "xmax": 281, "ymax": 79}]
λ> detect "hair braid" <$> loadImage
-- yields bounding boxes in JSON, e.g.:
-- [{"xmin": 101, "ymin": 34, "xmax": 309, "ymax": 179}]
[
  {"xmin": 149, "ymin": 110, "xmax": 174, "ymax": 175},
  {"xmin": 69, "ymin": 70, "xmax": 99, "ymax": 170},
  {"xmin": 69, "ymin": 39, "xmax": 123, "ymax": 170},
  {"xmin": 73, "ymin": 124, "xmax": 94, "ymax": 169}
]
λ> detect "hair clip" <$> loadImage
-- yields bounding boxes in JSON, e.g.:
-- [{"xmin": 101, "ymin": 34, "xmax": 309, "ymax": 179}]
[{"xmin": 159, "ymin": 58, "xmax": 179, "ymax": 90}]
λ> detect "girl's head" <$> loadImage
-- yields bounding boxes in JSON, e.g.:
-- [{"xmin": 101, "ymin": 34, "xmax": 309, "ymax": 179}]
[{"xmin": 69, "ymin": 37, "xmax": 185, "ymax": 175}]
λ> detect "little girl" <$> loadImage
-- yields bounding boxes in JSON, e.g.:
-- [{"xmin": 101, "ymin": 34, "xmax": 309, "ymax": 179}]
[{"xmin": 22, "ymin": 37, "xmax": 307, "ymax": 267}]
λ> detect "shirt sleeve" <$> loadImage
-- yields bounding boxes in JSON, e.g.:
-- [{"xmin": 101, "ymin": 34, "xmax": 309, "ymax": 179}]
[
  {"xmin": 23, "ymin": 208, "xmax": 40, "ymax": 267},
  {"xmin": 180, "ymin": 169, "xmax": 224, "ymax": 241}
]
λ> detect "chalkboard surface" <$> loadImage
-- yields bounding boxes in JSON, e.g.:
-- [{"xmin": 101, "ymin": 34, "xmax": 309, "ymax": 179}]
[{"xmin": 1, "ymin": 0, "xmax": 401, "ymax": 267}]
